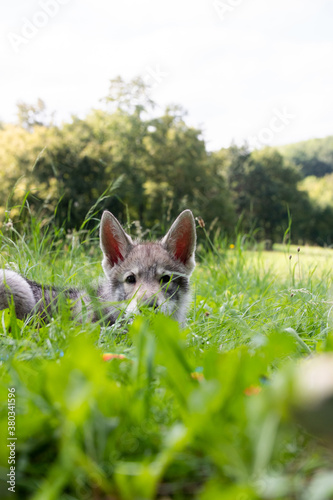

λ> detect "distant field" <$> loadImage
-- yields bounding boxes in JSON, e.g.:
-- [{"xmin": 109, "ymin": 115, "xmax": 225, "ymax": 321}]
[
  {"xmin": 272, "ymin": 243, "xmax": 333, "ymax": 269},
  {"xmin": 0, "ymin": 223, "xmax": 333, "ymax": 499}
]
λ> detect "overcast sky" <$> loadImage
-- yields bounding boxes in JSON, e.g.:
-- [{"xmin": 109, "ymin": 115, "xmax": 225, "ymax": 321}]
[{"xmin": 1, "ymin": 0, "xmax": 333, "ymax": 150}]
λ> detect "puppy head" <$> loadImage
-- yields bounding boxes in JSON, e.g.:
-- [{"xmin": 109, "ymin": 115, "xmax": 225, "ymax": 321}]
[{"xmin": 100, "ymin": 210, "xmax": 196, "ymax": 322}]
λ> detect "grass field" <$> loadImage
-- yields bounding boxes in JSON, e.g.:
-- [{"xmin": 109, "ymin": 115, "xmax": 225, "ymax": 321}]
[{"xmin": 0, "ymin": 216, "xmax": 333, "ymax": 499}]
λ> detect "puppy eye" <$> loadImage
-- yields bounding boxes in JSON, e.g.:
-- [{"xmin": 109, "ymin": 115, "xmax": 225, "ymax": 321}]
[
  {"xmin": 125, "ymin": 274, "xmax": 136, "ymax": 284},
  {"xmin": 160, "ymin": 275, "xmax": 171, "ymax": 284}
]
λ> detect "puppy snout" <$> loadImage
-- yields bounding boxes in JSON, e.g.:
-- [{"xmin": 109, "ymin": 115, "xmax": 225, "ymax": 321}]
[{"xmin": 139, "ymin": 295, "xmax": 159, "ymax": 310}]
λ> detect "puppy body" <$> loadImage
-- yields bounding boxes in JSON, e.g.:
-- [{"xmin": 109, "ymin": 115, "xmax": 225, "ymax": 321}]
[{"xmin": 0, "ymin": 210, "xmax": 196, "ymax": 325}]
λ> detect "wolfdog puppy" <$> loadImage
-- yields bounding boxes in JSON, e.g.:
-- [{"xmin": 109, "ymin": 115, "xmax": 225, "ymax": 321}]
[{"xmin": 0, "ymin": 210, "xmax": 196, "ymax": 325}]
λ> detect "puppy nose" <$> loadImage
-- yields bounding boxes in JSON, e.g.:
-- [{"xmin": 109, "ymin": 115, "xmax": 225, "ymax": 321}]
[{"xmin": 141, "ymin": 296, "xmax": 158, "ymax": 309}]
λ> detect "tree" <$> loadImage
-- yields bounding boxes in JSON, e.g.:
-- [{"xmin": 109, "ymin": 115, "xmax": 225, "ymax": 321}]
[
  {"xmin": 142, "ymin": 106, "xmax": 236, "ymax": 233},
  {"xmin": 103, "ymin": 76, "xmax": 155, "ymax": 117},
  {"xmin": 278, "ymin": 136, "xmax": 333, "ymax": 178},
  {"xmin": 218, "ymin": 146, "xmax": 316, "ymax": 243},
  {"xmin": 16, "ymin": 99, "xmax": 55, "ymax": 131},
  {"xmin": 3, "ymin": 85, "xmax": 333, "ymax": 245}
]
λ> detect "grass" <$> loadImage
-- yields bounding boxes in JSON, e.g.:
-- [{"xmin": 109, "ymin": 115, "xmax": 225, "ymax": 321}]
[{"xmin": 0, "ymin": 213, "xmax": 333, "ymax": 499}]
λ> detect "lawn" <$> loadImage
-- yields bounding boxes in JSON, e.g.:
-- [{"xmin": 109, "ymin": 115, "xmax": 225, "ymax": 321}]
[{"xmin": 0, "ymin": 218, "xmax": 333, "ymax": 499}]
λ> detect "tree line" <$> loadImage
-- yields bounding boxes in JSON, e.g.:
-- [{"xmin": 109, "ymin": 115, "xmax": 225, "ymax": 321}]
[{"xmin": 1, "ymin": 77, "xmax": 333, "ymax": 246}]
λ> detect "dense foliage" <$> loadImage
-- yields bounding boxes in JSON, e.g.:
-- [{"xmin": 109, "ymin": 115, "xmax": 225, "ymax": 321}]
[
  {"xmin": 278, "ymin": 136, "xmax": 333, "ymax": 178},
  {"xmin": 1, "ymin": 78, "xmax": 333, "ymax": 245}
]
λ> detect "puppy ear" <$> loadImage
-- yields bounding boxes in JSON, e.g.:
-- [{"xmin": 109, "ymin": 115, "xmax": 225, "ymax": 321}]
[
  {"xmin": 100, "ymin": 211, "xmax": 133, "ymax": 270},
  {"xmin": 161, "ymin": 210, "xmax": 196, "ymax": 272}
]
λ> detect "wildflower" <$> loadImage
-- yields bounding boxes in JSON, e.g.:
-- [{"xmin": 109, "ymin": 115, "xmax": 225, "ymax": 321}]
[
  {"xmin": 244, "ymin": 385, "xmax": 262, "ymax": 396},
  {"xmin": 191, "ymin": 367, "xmax": 204, "ymax": 381},
  {"xmin": 229, "ymin": 244, "xmax": 235, "ymax": 249},
  {"xmin": 102, "ymin": 353, "xmax": 128, "ymax": 361}
]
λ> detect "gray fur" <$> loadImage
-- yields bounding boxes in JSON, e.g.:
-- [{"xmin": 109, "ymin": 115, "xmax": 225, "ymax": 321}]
[
  {"xmin": 0, "ymin": 270, "xmax": 36, "ymax": 320},
  {"xmin": 0, "ymin": 210, "xmax": 196, "ymax": 325},
  {"xmin": 0, "ymin": 269, "xmax": 87, "ymax": 322}
]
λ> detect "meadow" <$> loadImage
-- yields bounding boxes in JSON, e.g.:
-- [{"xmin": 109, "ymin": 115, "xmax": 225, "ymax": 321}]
[{"xmin": 0, "ymin": 213, "xmax": 333, "ymax": 500}]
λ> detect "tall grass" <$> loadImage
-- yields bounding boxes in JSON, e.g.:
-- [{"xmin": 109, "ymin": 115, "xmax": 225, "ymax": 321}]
[{"xmin": 0, "ymin": 208, "xmax": 333, "ymax": 499}]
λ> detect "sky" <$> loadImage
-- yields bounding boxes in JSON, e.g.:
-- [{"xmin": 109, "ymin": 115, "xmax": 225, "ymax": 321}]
[{"xmin": 1, "ymin": 0, "xmax": 333, "ymax": 151}]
